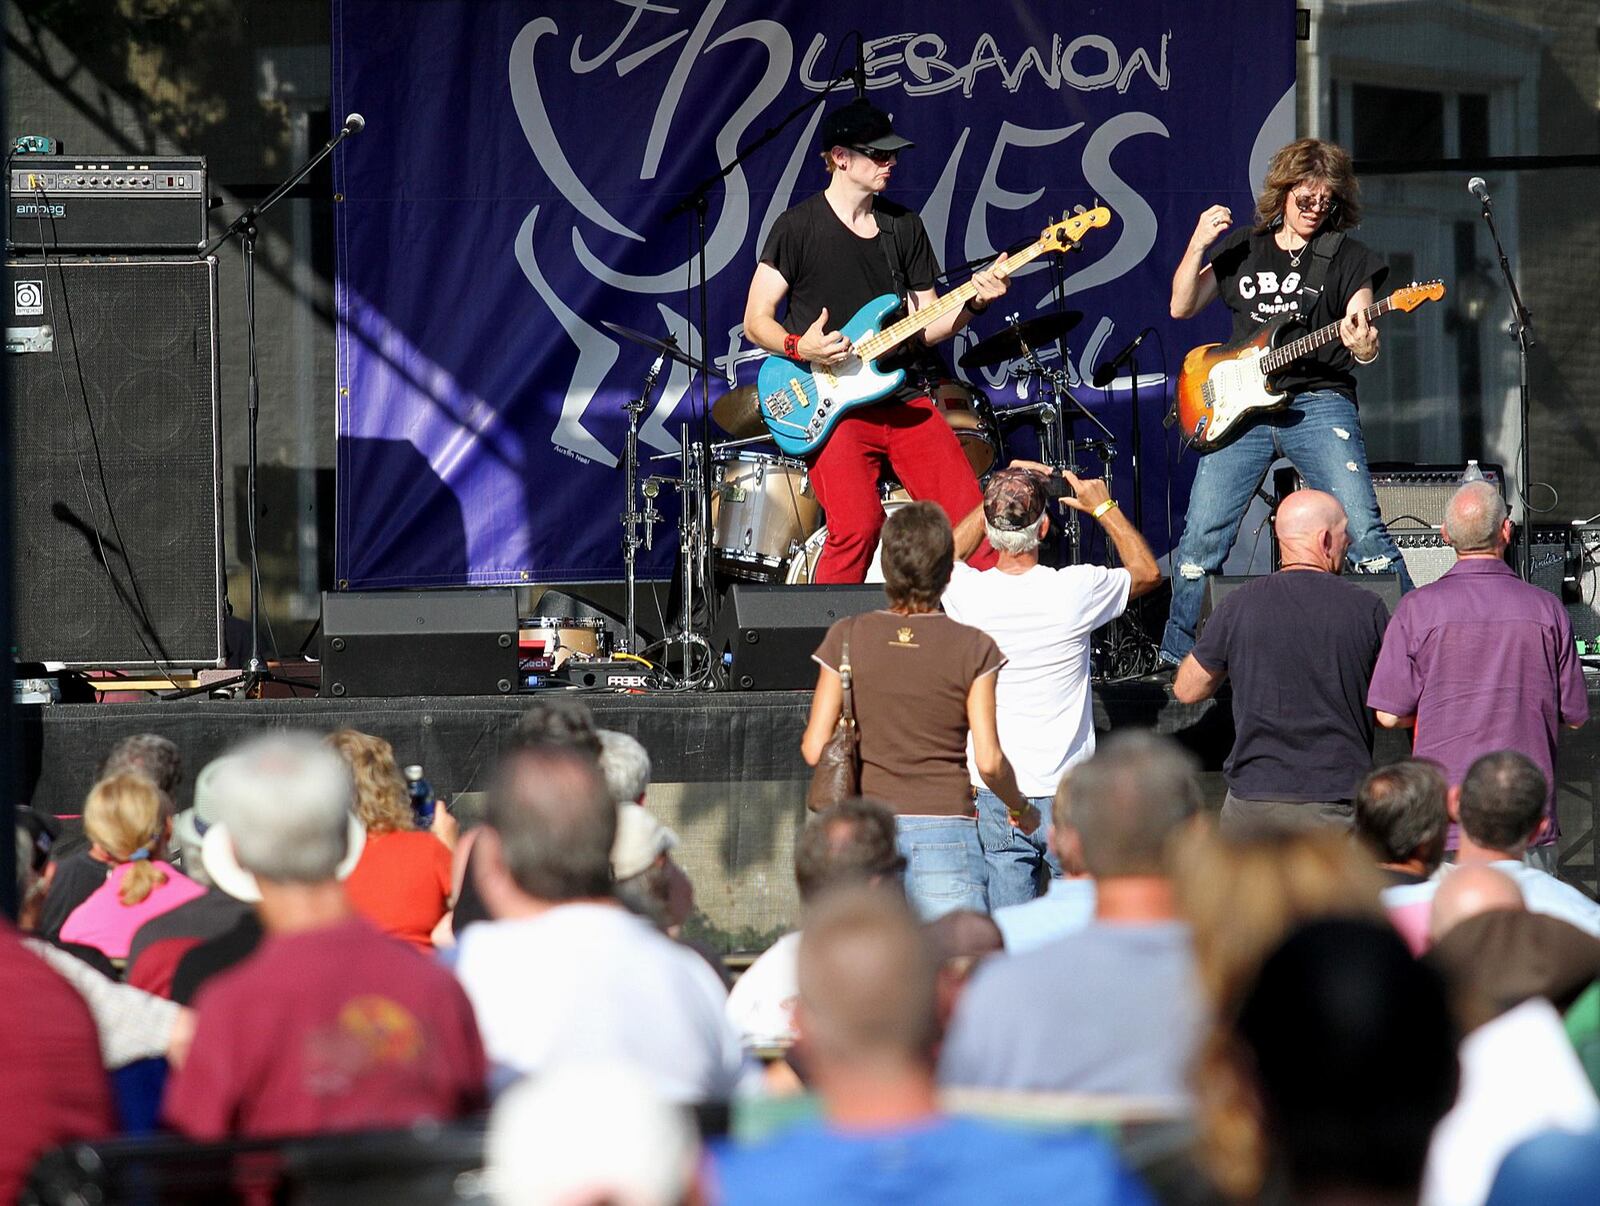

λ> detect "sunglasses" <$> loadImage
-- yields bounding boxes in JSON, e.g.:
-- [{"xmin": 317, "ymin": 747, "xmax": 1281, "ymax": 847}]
[
  {"xmin": 1292, "ymin": 191, "xmax": 1338, "ymax": 215},
  {"xmin": 850, "ymin": 145, "xmax": 898, "ymax": 165}
]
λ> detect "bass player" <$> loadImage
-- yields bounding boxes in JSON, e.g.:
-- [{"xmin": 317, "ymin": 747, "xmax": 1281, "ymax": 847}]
[
  {"xmin": 742, "ymin": 98, "xmax": 1008, "ymax": 583},
  {"xmin": 1160, "ymin": 137, "xmax": 1412, "ymax": 667}
]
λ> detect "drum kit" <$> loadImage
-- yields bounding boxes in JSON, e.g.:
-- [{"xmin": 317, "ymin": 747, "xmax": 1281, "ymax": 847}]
[{"xmin": 589, "ymin": 305, "xmax": 1148, "ymax": 685}]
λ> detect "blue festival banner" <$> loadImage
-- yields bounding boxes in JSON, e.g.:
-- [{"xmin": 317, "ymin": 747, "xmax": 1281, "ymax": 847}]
[{"xmin": 332, "ymin": 0, "xmax": 1294, "ymax": 586}]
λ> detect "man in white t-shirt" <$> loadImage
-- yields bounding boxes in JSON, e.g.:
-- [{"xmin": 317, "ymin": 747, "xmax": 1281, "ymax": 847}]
[
  {"xmin": 945, "ymin": 464, "xmax": 1161, "ymax": 907},
  {"xmin": 456, "ymin": 742, "xmax": 751, "ymax": 1102}
]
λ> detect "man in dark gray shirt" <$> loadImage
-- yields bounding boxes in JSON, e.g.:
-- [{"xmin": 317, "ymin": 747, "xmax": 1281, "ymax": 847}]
[
  {"xmin": 938, "ymin": 732, "xmax": 1203, "ymax": 1100},
  {"xmin": 1174, "ymin": 490, "xmax": 1388, "ymax": 833}
]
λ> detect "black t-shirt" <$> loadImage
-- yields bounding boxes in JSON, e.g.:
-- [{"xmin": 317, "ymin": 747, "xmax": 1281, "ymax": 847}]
[
  {"xmin": 760, "ymin": 192, "xmax": 944, "ymax": 393},
  {"xmin": 1191, "ymin": 570, "xmax": 1389, "ymax": 801},
  {"xmin": 1208, "ymin": 228, "xmax": 1387, "ymax": 400},
  {"xmin": 171, "ymin": 911, "xmax": 263, "ymax": 1006},
  {"xmin": 38, "ymin": 851, "xmax": 111, "ymax": 941}
]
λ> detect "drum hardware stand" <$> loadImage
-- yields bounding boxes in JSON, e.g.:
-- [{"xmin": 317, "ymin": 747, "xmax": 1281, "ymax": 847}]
[
  {"xmin": 620, "ymin": 350, "xmax": 668, "ymax": 656},
  {"xmin": 632, "ymin": 424, "xmax": 715, "ymax": 689},
  {"xmin": 1002, "ymin": 314, "xmax": 1118, "ymax": 565}
]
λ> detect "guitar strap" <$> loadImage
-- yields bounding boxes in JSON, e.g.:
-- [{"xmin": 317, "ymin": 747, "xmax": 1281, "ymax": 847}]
[
  {"xmin": 872, "ymin": 205, "xmax": 908, "ymax": 307},
  {"xmin": 1303, "ymin": 229, "xmax": 1345, "ymax": 315}
]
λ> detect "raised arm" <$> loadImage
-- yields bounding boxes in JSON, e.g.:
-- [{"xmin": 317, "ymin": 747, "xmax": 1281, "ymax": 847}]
[{"xmin": 1171, "ymin": 205, "xmax": 1232, "ymax": 319}]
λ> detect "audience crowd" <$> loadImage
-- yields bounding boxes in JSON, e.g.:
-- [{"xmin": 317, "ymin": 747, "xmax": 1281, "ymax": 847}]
[{"xmin": 4, "ymin": 475, "xmax": 1600, "ymax": 1205}]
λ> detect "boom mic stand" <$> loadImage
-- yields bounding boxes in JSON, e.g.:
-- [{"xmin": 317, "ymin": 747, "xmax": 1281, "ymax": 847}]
[
  {"xmin": 1473, "ymin": 182, "xmax": 1536, "ymax": 580},
  {"xmin": 198, "ymin": 113, "xmax": 366, "ymax": 697}
]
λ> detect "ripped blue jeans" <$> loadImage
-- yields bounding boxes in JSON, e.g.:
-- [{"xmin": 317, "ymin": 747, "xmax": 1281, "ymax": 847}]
[{"xmin": 1160, "ymin": 390, "xmax": 1412, "ymax": 664}]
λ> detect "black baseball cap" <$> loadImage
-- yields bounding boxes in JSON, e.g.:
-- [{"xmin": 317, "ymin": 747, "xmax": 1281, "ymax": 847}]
[{"xmin": 819, "ymin": 99, "xmax": 914, "ymax": 154}]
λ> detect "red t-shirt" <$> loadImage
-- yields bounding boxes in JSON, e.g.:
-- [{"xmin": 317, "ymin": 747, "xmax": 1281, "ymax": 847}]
[
  {"xmin": 0, "ymin": 923, "xmax": 113, "ymax": 1201},
  {"xmin": 342, "ymin": 831, "xmax": 454, "ymax": 951},
  {"xmin": 163, "ymin": 916, "xmax": 486, "ymax": 1139}
]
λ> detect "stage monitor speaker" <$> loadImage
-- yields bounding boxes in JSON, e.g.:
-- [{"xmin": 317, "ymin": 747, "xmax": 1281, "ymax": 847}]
[
  {"xmin": 4, "ymin": 257, "xmax": 223, "ymax": 666},
  {"xmin": 1200, "ymin": 573, "xmax": 1402, "ymax": 635},
  {"xmin": 320, "ymin": 589, "xmax": 518, "ymax": 697},
  {"xmin": 713, "ymin": 583, "xmax": 883, "ymax": 690}
]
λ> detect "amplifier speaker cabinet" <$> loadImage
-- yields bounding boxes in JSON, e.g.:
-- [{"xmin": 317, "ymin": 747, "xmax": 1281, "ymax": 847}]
[
  {"xmin": 713, "ymin": 583, "xmax": 883, "ymax": 690},
  {"xmin": 4, "ymin": 257, "xmax": 223, "ymax": 666},
  {"xmin": 320, "ymin": 589, "xmax": 519, "ymax": 697},
  {"xmin": 7, "ymin": 156, "xmax": 207, "ymax": 252},
  {"xmin": 1272, "ymin": 462, "xmax": 1505, "ymax": 587},
  {"xmin": 1529, "ymin": 526, "xmax": 1600, "ymax": 640}
]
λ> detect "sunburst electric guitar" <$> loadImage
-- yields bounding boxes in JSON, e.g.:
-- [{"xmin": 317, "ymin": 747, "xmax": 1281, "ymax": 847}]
[
  {"xmin": 757, "ymin": 207, "xmax": 1112, "ymax": 458},
  {"xmin": 1174, "ymin": 279, "xmax": 1446, "ymax": 451}
]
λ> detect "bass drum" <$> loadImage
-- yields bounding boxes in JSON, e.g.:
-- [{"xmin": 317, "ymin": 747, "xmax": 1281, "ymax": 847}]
[
  {"xmin": 786, "ymin": 487, "xmax": 912, "ymax": 585},
  {"xmin": 930, "ymin": 380, "xmax": 1000, "ymax": 477}
]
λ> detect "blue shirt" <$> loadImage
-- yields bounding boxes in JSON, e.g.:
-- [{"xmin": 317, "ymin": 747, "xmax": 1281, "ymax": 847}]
[
  {"xmin": 994, "ymin": 878, "xmax": 1096, "ymax": 954},
  {"xmin": 710, "ymin": 1114, "xmax": 1154, "ymax": 1206}
]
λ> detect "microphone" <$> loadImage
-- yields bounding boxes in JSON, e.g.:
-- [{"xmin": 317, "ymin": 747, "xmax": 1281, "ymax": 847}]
[
  {"xmin": 1091, "ymin": 328, "xmax": 1153, "ymax": 388},
  {"xmin": 342, "ymin": 113, "xmax": 366, "ymax": 136},
  {"xmin": 853, "ymin": 33, "xmax": 867, "ymax": 101},
  {"xmin": 1467, "ymin": 176, "xmax": 1490, "ymax": 205}
]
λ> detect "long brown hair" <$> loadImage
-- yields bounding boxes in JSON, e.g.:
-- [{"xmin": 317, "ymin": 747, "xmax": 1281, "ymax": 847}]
[
  {"xmin": 1253, "ymin": 138, "xmax": 1362, "ymax": 234},
  {"xmin": 84, "ymin": 773, "xmax": 172, "ymax": 906},
  {"xmin": 325, "ymin": 728, "xmax": 414, "ymax": 834}
]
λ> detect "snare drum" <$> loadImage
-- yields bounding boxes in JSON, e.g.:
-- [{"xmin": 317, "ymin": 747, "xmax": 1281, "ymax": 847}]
[
  {"xmin": 712, "ymin": 451, "xmax": 822, "ymax": 580},
  {"xmin": 785, "ymin": 486, "xmax": 911, "ymax": 585},
  {"xmin": 519, "ymin": 617, "xmax": 612, "ymax": 672},
  {"xmin": 930, "ymin": 380, "xmax": 1000, "ymax": 477}
]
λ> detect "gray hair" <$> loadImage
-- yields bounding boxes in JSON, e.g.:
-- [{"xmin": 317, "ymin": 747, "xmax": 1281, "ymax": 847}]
[
  {"xmin": 983, "ymin": 513, "xmax": 1046, "ymax": 556},
  {"xmin": 210, "ymin": 733, "xmax": 354, "ymax": 883},
  {"xmin": 98, "ymin": 733, "xmax": 184, "ymax": 795},
  {"xmin": 1444, "ymin": 481, "xmax": 1507, "ymax": 553},
  {"xmin": 488, "ymin": 743, "xmax": 616, "ymax": 902},
  {"xmin": 598, "ymin": 730, "xmax": 652, "ymax": 804},
  {"xmin": 1062, "ymin": 730, "xmax": 1202, "ymax": 878}
]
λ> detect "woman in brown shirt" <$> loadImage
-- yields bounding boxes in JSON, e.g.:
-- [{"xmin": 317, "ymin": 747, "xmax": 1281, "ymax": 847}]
[{"xmin": 802, "ymin": 501, "xmax": 1035, "ymax": 917}]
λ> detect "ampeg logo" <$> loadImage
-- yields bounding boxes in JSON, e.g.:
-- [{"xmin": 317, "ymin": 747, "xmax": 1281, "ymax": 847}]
[{"xmin": 14, "ymin": 279, "xmax": 43, "ymax": 316}]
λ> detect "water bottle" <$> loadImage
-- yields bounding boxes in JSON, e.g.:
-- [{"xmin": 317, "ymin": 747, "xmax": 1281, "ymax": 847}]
[
  {"xmin": 403, "ymin": 764, "xmax": 435, "ymax": 828},
  {"xmin": 1461, "ymin": 459, "xmax": 1485, "ymax": 484}
]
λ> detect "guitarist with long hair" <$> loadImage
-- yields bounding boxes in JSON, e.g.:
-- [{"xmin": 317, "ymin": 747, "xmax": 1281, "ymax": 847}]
[
  {"xmin": 743, "ymin": 98, "xmax": 1009, "ymax": 583},
  {"xmin": 1159, "ymin": 138, "xmax": 1413, "ymax": 668}
]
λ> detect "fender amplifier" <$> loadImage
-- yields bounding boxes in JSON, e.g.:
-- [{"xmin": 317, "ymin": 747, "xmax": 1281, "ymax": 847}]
[{"xmin": 7, "ymin": 156, "xmax": 207, "ymax": 252}]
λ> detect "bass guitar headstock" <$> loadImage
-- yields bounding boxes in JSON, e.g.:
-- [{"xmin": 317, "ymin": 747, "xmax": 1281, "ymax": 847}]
[{"xmin": 1041, "ymin": 205, "xmax": 1112, "ymax": 251}]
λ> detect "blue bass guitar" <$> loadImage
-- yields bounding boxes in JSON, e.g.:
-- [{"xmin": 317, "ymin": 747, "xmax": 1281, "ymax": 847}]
[{"xmin": 757, "ymin": 207, "xmax": 1111, "ymax": 457}]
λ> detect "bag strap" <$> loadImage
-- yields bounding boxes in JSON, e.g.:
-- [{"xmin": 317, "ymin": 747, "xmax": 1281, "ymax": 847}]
[{"xmin": 839, "ymin": 616, "xmax": 856, "ymax": 725}]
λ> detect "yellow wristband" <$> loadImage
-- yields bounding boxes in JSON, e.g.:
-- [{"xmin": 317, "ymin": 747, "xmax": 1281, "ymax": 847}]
[{"xmin": 1090, "ymin": 498, "xmax": 1119, "ymax": 519}]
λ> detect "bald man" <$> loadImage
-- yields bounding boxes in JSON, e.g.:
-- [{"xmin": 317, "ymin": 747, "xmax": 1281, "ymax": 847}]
[
  {"xmin": 1369, "ymin": 481, "xmax": 1588, "ymax": 872},
  {"xmin": 1175, "ymin": 489, "xmax": 1390, "ymax": 831}
]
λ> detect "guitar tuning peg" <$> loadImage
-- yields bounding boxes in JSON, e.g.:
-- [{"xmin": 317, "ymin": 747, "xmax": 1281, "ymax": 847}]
[{"xmin": 1072, "ymin": 204, "xmax": 1086, "ymax": 215}]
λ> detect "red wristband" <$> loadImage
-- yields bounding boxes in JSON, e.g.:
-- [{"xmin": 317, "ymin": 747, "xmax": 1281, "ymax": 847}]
[{"xmin": 783, "ymin": 333, "xmax": 800, "ymax": 360}]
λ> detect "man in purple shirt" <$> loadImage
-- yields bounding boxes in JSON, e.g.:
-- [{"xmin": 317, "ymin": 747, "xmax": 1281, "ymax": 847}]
[{"xmin": 1367, "ymin": 481, "xmax": 1587, "ymax": 869}]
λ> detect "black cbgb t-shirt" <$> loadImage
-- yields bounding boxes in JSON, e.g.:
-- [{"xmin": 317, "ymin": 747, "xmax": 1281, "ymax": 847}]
[
  {"xmin": 759, "ymin": 193, "xmax": 944, "ymax": 395},
  {"xmin": 1208, "ymin": 228, "xmax": 1387, "ymax": 401}
]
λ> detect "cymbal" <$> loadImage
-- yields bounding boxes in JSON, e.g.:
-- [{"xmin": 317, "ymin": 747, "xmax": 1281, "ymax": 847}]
[
  {"xmin": 958, "ymin": 311, "xmax": 1084, "ymax": 370},
  {"xmin": 711, "ymin": 383, "xmax": 765, "ymax": 439},
  {"xmin": 600, "ymin": 321, "xmax": 714, "ymax": 377}
]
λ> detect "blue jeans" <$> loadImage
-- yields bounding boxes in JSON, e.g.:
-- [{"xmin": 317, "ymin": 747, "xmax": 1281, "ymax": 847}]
[
  {"xmin": 1160, "ymin": 390, "xmax": 1413, "ymax": 664},
  {"xmin": 975, "ymin": 789, "xmax": 1062, "ymax": 909},
  {"xmin": 894, "ymin": 815, "xmax": 988, "ymax": 920}
]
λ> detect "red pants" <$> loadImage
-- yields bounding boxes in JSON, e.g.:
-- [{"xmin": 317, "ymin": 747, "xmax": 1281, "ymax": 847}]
[{"xmin": 808, "ymin": 396, "xmax": 998, "ymax": 583}]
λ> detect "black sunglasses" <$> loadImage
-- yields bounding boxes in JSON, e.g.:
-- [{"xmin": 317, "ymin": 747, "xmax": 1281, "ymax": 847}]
[{"xmin": 850, "ymin": 144, "xmax": 898, "ymax": 164}]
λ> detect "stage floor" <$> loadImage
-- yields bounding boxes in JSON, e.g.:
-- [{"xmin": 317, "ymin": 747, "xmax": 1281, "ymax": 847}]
[{"xmin": 21, "ymin": 682, "xmax": 1599, "ymax": 945}]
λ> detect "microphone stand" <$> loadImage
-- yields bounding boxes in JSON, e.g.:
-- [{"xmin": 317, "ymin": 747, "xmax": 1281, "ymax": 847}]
[
  {"xmin": 198, "ymin": 117, "xmax": 363, "ymax": 697},
  {"xmin": 1475, "ymin": 190, "xmax": 1535, "ymax": 580}
]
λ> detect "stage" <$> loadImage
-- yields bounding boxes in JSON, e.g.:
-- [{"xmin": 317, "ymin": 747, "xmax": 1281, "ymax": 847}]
[{"xmin": 21, "ymin": 680, "xmax": 1599, "ymax": 948}]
